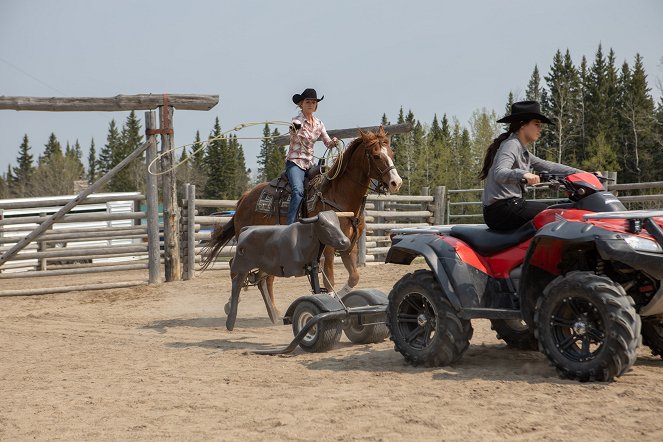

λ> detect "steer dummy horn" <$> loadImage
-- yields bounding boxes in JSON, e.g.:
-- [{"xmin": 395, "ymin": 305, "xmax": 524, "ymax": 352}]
[{"xmin": 300, "ymin": 215, "xmax": 320, "ymax": 224}]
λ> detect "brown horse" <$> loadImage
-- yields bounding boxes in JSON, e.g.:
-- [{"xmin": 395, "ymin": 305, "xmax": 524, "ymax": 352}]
[{"xmin": 201, "ymin": 127, "xmax": 402, "ymax": 322}]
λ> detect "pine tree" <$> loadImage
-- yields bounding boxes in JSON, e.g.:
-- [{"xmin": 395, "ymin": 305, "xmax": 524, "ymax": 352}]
[
  {"xmin": 257, "ymin": 123, "xmax": 272, "ymax": 181},
  {"xmin": 504, "ymin": 92, "xmax": 515, "ymax": 118},
  {"xmin": 117, "ymin": 110, "xmax": 144, "ymax": 192},
  {"xmin": 67, "ymin": 139, "xmax": 85, "ymax": 178},
  {"xmin": 618, "ymin": 53, "xmax": 656, "ymax": 182},
  {"xmin": 526, "ymin": 65, "xmax": 547, "ymax": 156},
  {"xmin": 542, "ymin": 49, "xmax": 580, "ymax": 164},
  {"xmin": 265, "ymin": 128, "xmax": 285, "ymax": 182},
  {"xmin": 88, "ymin": 138, "xmax": 97, "ymax": 182},
  {"xmin": 12, "ymin": 134, "xmax": 34, "ymax": 195},
  {"xmin": 99, "ymin": 119, "xmax": 121, "ymax": 175},
  {"xmin": 584, "ymin": 45, "xmax": 620, "ymax": 157},
  {"xmin": 526, "ymin": 65, "xmax": 544, "ymax": 103},
  {"xmin": 204, "ymin": 118, "xmax": 227, "ymax": 199},
  {"xmin": 40, "ymin": 133, "xmax": 63, "ymax": 165},
  {"xmin": 0, "ymin": 171, "xmax": 7, "ymax": 199},
  {"xmin": 181, "ymin": 130, "xmax": 208, "ymax": 192},
  {"xmin": 577, "ymin": 56, "xmax": 590, "ymax": 158},
  {"xmin": 581, "ymin": 131, "xmax": 619, "ymax": 172}
]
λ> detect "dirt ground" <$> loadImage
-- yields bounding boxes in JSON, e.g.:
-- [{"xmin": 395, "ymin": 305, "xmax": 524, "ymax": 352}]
[{"xmin": 1, "ymin": 262, "xmax": 663, "ymax": 441}]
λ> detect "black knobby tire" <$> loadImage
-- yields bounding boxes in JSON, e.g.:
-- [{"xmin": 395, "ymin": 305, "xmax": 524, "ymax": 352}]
[
  {"xmin": 641, "ymin": 318, "xmax": 663, "ymax": 360},
  {"xmin": 534, "ymin": 271, "xmax": 641, "ymax": 382},
  {"xmin": 387, "ymin": 269, "xmax": 473, "ymax": 367},
  {"xmin": 342, "ymin": 292, "xmax": 390, "ymax": 344},
  {"xmin": 292, "ymin": 300, "xmax": 342, "ymax": 353},
  {"xmin": 490, "ymin": 319, "xmax": 538, "ymax": 351}
]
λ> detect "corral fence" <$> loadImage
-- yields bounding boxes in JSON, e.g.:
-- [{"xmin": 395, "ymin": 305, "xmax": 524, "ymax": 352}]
[
  {"xmin": 184, "ymin": 173, "xmax": 663, "ymax": 273},
  {"xmin": 0, "ymin": 193, "xmax": 151, "ymax": 292},
  {"xmin": 0, "ymin": 94, "xmax": 218, "ymax": 296},
  {"xmin": 180, "ymin": 184, "xmax": 446, "ymax": 276}
]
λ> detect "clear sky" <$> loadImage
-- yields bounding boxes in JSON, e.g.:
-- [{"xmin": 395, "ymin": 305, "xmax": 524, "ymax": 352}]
[{"xmin": 1, "ymin": 0, "xmax": 662, "ymax": 179}]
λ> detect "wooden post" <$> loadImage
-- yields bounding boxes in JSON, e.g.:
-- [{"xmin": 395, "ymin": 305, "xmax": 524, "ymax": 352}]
[
  {"xmin": 375, "ymin": 199, "xmax": 385, "ymax": 263},
  {"xmin": 37, "ymin": 212, "xmax": 48, "ymax": 271},
  {"xmin": 159, "ymin": 105, "xmax": 180, "ymax": 281},
  {"xmin": 145, "ymin": 111, "xmax": 161, "ymax": 284},
  {"xmin": 434, "ymin": 186, "xmax": 446, "ymax": 225},
  {"xmin": 421, "ymin": 187, "xmax": 429, "ymax": 224},
  {"xmin": 357, "ymin": 228, "xmax": 366, "ymax": 267},
  {"xmin": 185, "ymin": 184, "xmax": 196, "ymax": 280}
]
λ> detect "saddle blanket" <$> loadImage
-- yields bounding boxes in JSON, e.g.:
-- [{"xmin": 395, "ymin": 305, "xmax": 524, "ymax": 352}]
[{"xmin": 256, "ymin": 187, "xmax": 318, "ymax": 215}]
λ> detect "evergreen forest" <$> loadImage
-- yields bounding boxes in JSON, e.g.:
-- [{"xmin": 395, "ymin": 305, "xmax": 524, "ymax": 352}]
[{"xmin": 2, "ymin": 45, "xmax": 661, "ymax": 200}]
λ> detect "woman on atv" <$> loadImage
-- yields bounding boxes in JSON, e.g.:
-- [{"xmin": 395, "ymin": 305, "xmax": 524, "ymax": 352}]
[
  {"xmin": 479, "ymin": 100, "xmax": 582, "ymax": 231},
  {"xmin": 286, "ymin": 88, "xmax": 338, "ymax": 225}
]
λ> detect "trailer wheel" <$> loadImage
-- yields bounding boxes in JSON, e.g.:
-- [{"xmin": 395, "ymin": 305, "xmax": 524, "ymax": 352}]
[
  {"xmin": 641, "ymin": 318, "xmax": 663, "ymax": 360},
  {"xmin": 342, "ymin": 292, "xmax": 390, "ymax": 344},
  {"xmin": 387, "ymin": 270, "xmax": 473, "ymax": 366},
  {"xmin": 490, "ymin": 319, "xmax": 538, "ymax": 350},
  {"xmin": 534, "ymin": 271, "xmax": 640, "ymax": 382},
  {"xmin": 292, "ymin": 301, "xmax": 341, "ymax": 353}
]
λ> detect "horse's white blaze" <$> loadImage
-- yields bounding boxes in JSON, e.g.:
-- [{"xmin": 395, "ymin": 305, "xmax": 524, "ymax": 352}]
[{"xmin": 382, "ymin": 147, "xmax": 402, "ymax": 192}]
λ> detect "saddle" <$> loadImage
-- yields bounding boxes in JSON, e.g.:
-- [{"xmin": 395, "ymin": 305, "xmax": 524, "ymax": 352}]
[{"xmin": 255, "ymin": 165, "xmax": 324, "ymax": 222}]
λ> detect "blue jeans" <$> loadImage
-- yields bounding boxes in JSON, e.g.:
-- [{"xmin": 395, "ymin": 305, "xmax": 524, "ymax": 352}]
[{"xmin": 285, "ymin": 160, "xmax": 306, "ymax": 224}]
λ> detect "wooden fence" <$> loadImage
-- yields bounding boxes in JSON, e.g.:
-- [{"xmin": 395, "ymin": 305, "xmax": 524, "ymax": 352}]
[
  {"xmin": 182, "ymin": 176, "xmax": 663, "ymax": 273},
  {"xmin": 0, "ymin": 193, "xmax": 157, "ymax": 296},
  {"xmin": 180, "ymin": 185, "xmax": 446, "ymax": 275}
]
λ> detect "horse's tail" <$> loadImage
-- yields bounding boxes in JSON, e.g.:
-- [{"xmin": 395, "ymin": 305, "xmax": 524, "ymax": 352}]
[{"xmin": 199, "ymin": 216, "xmax": 236, "ymax": 271}]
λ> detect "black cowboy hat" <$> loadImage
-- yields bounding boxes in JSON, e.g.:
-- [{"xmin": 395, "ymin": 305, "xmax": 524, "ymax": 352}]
[
  {"xmin": 292, "ymin": 88, "xmax": 324, "ymax": 105},
  {"xmin": 497, "ymin": 100, "xmax": 552, "ymax": 124}
]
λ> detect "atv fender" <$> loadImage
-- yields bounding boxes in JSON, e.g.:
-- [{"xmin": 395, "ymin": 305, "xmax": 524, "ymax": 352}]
[
  {"xmin": 386, "ymin": 234, "xmax": 487, "ymax": 311},
  {"xmin": 520, "ymin": 219, "xmax": 625, "ymax": 325},
  {"xmin": 283, "ymin": 294, "xmax": 344, "ymax": 325}
]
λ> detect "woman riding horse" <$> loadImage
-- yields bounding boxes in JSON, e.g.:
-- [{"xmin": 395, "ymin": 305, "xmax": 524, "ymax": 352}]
[
  {"xmin": 201, "ymin": 126, "xmax": 402, "ymax": 326},
  {"xmin": 286, "ymin": 88, "xmax": 338, "ymax": 224}
]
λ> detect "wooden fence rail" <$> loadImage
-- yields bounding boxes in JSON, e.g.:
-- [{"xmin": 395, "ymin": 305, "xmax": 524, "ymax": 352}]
[{"xmin": 0, "ymin": 192, "xmax": 160, "ymax": 287}]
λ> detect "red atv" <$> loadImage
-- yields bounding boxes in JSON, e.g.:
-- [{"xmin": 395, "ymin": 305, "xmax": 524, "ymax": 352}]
[{"xmin": 385, "ymin": 171, "xmax": 663, "ymax": 381}]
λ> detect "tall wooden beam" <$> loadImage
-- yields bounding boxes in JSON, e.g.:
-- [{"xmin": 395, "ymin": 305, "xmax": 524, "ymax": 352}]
[
  {"xmin": 0, "ymin": 94, "xmax": 218, "ymax": 112},
  {"xmin": 160, "ymin": 106, "xmax": 181, "ymax": 281},
  {"xmin": 145, "ymin": 111, "xmax": 161, "ymax": 284},
  {"xmin": 272, "ymin": 122, "xmax": 413, "ymax": 146}
]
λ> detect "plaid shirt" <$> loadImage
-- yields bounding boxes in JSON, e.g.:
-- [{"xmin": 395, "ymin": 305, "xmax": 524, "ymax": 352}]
[{"xmin": 287, "ymin": 112, "xmax": 334, "ymax": 170}]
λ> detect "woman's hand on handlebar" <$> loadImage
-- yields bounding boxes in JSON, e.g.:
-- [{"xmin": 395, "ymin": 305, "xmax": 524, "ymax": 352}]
[{"xmin": 522, "ymin": 172, "xmax": 541, "ymax": 185}]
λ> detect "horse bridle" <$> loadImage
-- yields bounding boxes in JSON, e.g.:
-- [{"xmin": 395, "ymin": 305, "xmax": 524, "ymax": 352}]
[{"xmin": 365, "ymin": 140, "xmax": 396, "ymax": 193}]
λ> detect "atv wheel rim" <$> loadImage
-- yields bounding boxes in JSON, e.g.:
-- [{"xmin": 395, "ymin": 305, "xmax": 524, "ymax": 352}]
[
  {"xmin": 397, "ymin": 292, "xmax": 437, "ymax": 350},
  {"xmin": 550, "ymin": 296, "xmax": 606, "ymax": 362}
]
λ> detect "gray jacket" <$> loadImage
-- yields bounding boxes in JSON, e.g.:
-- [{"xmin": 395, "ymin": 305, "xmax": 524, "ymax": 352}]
[{"xmin": 481, "ymin": 133, "xmax": 580, "ymax": 206}]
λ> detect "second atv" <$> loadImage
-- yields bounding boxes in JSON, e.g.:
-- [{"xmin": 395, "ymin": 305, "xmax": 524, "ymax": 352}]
[{"xmin": 385, "ymin": 171, "xmax": 663, "ymax": 382}]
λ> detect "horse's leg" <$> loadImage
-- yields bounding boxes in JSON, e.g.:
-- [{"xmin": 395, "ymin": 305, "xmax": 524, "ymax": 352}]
[
  {"xmin": 337, "ymin": 244, "xmax": 360, "ymax": 297},
  {"xmin": 226, "ymin": 272, "xmax": 247, "ymax": 331},
  {"xmin": 322, "ymin": 246, "xmax": 335, "ymax": 293},
  {"xmin": 257, "ymin": 273, "xmax": 280, "ymax": 324}
]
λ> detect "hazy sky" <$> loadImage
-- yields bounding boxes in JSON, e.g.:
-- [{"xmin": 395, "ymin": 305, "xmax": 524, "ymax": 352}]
[{"xmin": 1, "ymin": 0, "xmax": 662, "ymax": 178}]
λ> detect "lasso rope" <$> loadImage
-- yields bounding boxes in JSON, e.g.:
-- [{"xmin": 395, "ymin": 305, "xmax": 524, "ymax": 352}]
[{"xmin": 147, "ymin": 120, "xmax": 345, "ymax": 181}]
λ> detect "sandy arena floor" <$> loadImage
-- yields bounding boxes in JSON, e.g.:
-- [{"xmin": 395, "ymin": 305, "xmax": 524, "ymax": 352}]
[{"xmin": 1, "ymin": 262, "xmax": 663, "ymax": 441}]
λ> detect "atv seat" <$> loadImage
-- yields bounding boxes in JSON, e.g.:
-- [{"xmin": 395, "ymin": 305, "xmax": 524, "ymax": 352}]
[{"xmin": 449, "ymin": 221, "xmax": 536, "ymax": 255}]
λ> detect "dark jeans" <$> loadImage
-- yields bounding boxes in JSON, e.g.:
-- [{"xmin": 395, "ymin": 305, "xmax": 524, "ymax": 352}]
[
  {"xmin": 285, "ymin": 160, "xmax": 306, "ymax": 224},
  {"xmin": 483, "ymin": 197, "xmax": 548, "ymax": 231}
]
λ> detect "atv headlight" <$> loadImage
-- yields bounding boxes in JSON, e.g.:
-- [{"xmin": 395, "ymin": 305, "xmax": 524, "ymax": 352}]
[{"xmin": 623, "ymin": 235, "xmax": 663, "ymax": 253}]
